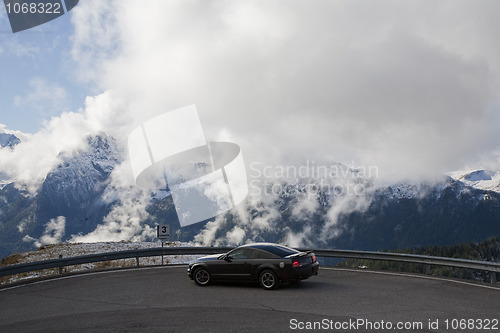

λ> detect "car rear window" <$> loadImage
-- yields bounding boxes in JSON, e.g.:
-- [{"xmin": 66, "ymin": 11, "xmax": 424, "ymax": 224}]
[{"xmin": 261, "ymin": 245, "xmax": 299, "ymax": 258}]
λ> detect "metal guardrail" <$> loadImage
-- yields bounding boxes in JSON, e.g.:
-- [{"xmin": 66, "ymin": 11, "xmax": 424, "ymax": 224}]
[
  {"xmin": 304, "ymin": 249, "xmax": 500, "ymax": 283},
  {"xmin": 1, "ymin": 247, "xmax": 499, "ymax": 283},
  {"xmin": 0, "ymin": 247, "xmax": 231, "ymax": 278}
]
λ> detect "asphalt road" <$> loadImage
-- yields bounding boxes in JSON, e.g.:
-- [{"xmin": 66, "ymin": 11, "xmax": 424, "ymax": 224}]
[{"xmin": 0, "ymin": 266, "xmax": 499, "ymax": 332}]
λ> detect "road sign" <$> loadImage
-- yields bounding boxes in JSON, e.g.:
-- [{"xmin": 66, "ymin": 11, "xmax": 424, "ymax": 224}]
[{"xmin": 157, "ymin": 224, "xmax": 170, "ymax": 239}]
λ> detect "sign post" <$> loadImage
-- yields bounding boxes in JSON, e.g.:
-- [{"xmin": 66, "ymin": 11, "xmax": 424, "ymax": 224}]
[{"xmin": 157, "ymin": 224, "xmax": 170, "ymax": 265}]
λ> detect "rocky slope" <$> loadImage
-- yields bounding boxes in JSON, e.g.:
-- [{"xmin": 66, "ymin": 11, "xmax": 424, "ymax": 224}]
[{"xmin": 0, "ymin": 134, "xmax": 121, "ymax": 258}]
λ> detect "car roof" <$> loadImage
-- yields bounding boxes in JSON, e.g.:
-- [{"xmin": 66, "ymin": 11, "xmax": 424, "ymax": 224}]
[
  {"xmin": 238, "ymin": 242, "xmax": 289, "ymax": 249},
  {"xmin": 237, "ymin": 242, "xmax": 300, "ymax": 257}
]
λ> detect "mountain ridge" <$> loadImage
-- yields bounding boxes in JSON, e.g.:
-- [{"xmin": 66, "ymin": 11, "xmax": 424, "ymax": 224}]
[{"xmin": 0, "ymin": 128, "xmax": 499, "ymax": 259}]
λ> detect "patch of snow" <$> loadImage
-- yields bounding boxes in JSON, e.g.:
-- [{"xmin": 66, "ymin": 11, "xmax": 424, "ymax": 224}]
[{"xmin": 389, "ymin": 183, "xmax": 419, "ymax": 199}]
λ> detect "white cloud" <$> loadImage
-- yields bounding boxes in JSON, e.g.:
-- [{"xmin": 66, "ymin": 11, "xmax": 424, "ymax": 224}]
[
  {"xmin": 40, "ymin": 216, "xmax": 66, "ymax": 244},
  {"xmin": 322, "ymin": 194, "xmax": 371, "ymax": 242},
  {"xmin": 70, "ymin": 161, "xmax": 154, "ymax": 243},
  {"xmin": 19, "ymin": 216, "xmax": 66, "ymax": 248},
  {"xmin": 226, "ymin": 226, "xmax": 245, "ymax": 245},
  {"xmin": 0, "ymin": 112, "xmax": 87, "ymax": 193},
  {"xmin": 193, "ymin": 217, "xmax": 224, "ymax": 246},
  {"xmin": 283, "ymin": 227, "xmax": 311, "ymax": 248},
  {"xmin": 30, "ymin": 216, "xmax": 66, "ymax": 247},
  {"xmin": 70, "ymin": 1, "xmax": 122, "ymax": 84},
  {"xmin": 22, "ymin": 235, "xmax": 36, "ymax": 243},
  {"xmin": 291, "ymin": 192, "xmax": 319, "ymax": 219},
  {"xmin": 17, "ymin": 220, "xmax": 26, "ymax": 233},
  {"xmin": 0, "ymin": 90, "xmax": 128, "ymax": 193},
  {"xmin": 14, "ymin": 77, "xmax": 68, "ymax": 114},
  {"xmin": 65, "ymin": 0, "xmax": 500, "ymax": 185}
]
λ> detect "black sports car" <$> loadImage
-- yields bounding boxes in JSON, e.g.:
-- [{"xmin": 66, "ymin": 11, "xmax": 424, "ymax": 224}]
[{"xmin": 187, "ymin": 243, "xmax": 319, "ymax": 290}]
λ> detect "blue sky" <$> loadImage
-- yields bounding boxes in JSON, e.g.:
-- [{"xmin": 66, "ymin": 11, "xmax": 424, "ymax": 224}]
[{"xmin": 0, "ymin": 5, "xmax": 86, "ymax": 133}]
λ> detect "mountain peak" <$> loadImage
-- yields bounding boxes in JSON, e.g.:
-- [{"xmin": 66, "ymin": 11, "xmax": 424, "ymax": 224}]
[
  {"xmin": 0, "ymin": 133, "xmax": 21, "ymax": 149},
  {"xmin": 452, "ymin": 169, "xmax": 500, "ymax": 193}
]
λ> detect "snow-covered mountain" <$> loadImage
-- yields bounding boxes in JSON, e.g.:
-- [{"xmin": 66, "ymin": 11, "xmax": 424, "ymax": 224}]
[
  {"xmin": 449, "ymin": 170, "xmax": 500, "ymax": 193},
  {"xmin": 240, "ymin": 175, "xmax": 499, "ymax": 250},
  {"xmin": 0, "ymin": 132, "xmax": 21, "ymax": 186},
  {"xmin": 0, "ymin": 133, "xmax": 123, "ymax": 258},
  {"xmin": 0, "ymin": 126, "xmax": 499, "ymax": 259},
  {"xmin": 36, "ymin": 134, "xmax": 121, "ymax": 237},
  {"xmin": 0, "ymin": 123, "xmax": 26, "ymax": 150},
  {"xmin": 0, "ymin": 133, "xmax": 20, "ymax": 149}
]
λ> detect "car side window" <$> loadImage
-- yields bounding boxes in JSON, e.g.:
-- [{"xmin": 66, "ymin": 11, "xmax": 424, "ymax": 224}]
[
  {"xmin": 228, "ymin": 248, "xmax": 249, "ymax": 259},
  {"xmin": 243, "ymin": 248, "xmax": 255, "ymax": 259},
  {"xmin": 227, "ymin": 248, "xmax": 255, "ymax": 259},
  {"xmin": 253, "ymin": 249, "xmax": 279, "ymax": 259}
]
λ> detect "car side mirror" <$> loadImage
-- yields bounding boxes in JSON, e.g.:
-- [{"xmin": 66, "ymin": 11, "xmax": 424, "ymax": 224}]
[{"xmin": 224, "ymin": 255, "xmax": 232, "ymax": 262}]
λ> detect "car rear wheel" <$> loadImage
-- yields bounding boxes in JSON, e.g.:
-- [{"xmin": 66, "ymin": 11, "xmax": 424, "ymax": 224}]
[
  {"xmin": 194, "ymin": 267, "xmax": 210, "ymax": 286},
  {"xmin": 259, "ymin": 270, "xmax": 279, "ymax": 290}
]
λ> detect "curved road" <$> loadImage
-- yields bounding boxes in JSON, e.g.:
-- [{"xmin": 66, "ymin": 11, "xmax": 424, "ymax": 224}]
[{"xmin": 0, "ymin": 266, "xmax": 499, "ymax": 332}]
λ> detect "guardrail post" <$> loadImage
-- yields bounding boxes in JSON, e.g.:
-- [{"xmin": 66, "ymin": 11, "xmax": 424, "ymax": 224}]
[
  {"xmin": 491, "ymin": 272, "xmax": 497, "ymax": 284},
  {"xmin": 59, "ymin": 254, "xmax": 63, "ymax": 274},
  {"xmin": 425, "ymin": 265, "xmax": 431, "ymax": 275},
  {"xmin": 136, "ymin": 257, "xmax": 140, "ymax": 267}
]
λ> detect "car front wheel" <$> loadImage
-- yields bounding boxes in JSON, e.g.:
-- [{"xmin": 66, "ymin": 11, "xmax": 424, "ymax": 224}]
[
  {"xmin": 194, "ymin": 267, "xmax": 211, "ymax": 286},
  {"xmin": 259, "ymin": 270, "xmax": 279, "ymax": 290}
]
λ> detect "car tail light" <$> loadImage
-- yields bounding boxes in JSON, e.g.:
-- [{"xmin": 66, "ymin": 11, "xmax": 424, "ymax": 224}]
[
  {"xmin": 312, "ymin": 255, "xmax": 316, "ymax": 262},
  {"xmin": 293, "ymin": 260, "xmax": 300, "ymax": 268}
]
